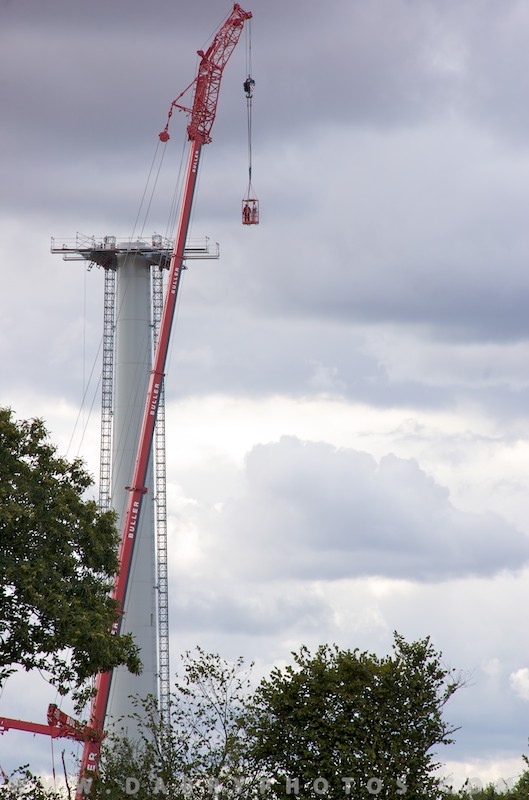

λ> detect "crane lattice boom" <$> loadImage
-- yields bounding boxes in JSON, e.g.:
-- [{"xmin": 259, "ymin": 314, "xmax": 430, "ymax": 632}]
[{"xmin": 159, "ymin": 3, "xmax": 252, "ymax": 144}]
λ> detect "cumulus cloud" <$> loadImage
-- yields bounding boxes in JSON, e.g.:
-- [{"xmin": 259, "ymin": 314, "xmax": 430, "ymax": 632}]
[
  {"xmin": 170, "ymin": 583, "xmax": 334, "ymax": 637},
  {"xmin": 202, "ymin": 436, "xmax": 529, "ymax": 582},
  {"xmin": 510, "ymin": 668, "xmax": 529, "ymax": 701},
  {"xmin": 1, "ymin": 0, "xmax": 529, "ymax": 781}
]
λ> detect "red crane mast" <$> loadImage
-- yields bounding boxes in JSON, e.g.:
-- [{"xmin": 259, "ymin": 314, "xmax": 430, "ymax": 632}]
[{"xmin": 76, "ymin": 3, "xmax": 252, "ymax": 793}]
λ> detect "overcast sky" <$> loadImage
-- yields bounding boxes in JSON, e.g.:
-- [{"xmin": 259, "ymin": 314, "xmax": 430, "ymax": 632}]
[{"xmin": 1, "ymin": 0, "xmax": 529, "ymax": 791}]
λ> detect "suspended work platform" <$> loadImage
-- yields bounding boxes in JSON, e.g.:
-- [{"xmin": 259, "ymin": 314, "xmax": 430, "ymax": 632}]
[{"xmin": 242, "ymin": 198, "xmax": 259, "ymax": 225}]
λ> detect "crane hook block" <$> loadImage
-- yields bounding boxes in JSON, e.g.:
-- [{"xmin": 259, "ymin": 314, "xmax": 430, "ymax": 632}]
[
  {"xmin": 159, "ymin": 130, "xmax": 170, "ymax": 143},
  {"xmin": 244, "ymin": 77, "xmax": 255, "ymax": 98}
]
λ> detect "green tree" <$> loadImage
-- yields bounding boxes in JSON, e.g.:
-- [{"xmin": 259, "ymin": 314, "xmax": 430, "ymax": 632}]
[
  {"xmin": 0, "ymin": 767, "xmax": 64, "ymax": 799},
  {"xmin": 248, "ymin": 633, "xmax": 463, "ymax": 800},
  {"xmin": 508, "ymin": 751, "xmax": 529, "ymax": 800},
  {"xmin": 0, "ymin": 408, "xmax": 140, "ymax": 703},
  {"xmin": 90, "ymin": 647, "xmax": 256, "ymax": 799},
  {"xmin": 442, "ymin": 785, "xmax": 503, "ymax": 799},
  {"xmin": 442, "ymin": 779, "xmax": 518, "ymax": 798}
]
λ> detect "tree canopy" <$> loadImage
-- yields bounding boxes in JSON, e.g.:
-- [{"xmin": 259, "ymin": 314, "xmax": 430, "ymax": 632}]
[
  {"xmin": 91, "ymin": 647, "xmax": 255, "ymax": 799},
  {"xmin": 0, "ymin": 408, "xmax": 140, "ymax": 700},
  {"xmin": 77, "ymin": 638, "xmax": 464, "ymax": 799},
  {"xmin": 249, "ymin": 634, "xmax": 464, "ymax": 799}
]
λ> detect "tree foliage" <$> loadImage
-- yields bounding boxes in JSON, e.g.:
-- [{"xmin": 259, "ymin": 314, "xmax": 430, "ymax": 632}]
[
  {"xmin": 0, "ymin": 408, "xmax": 140, "ymax": 701},
  {"xmin": 86, "ymin": 638, "xmax": 464, "ymax": 799},
  {"xmin": 90, "ymin": 647, "xmax": 255, "ymax": 799},
  {"xmin": 7, "ymin": 640, "xmax": 529, "ymax": 800},
  {"xmin": 248, "ymin": 633, "xmax": 464, "ymax": 800},
  {"xmin": 0, "ymin": 766, "xmax": 64, "ymax": 799},
  {"xmin": 441, "ymin": 751, "xmax": 529, "ymax": 799}
]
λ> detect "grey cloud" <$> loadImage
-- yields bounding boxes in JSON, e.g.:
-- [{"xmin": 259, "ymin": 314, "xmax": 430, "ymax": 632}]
[
  {"xmin": 170, "ymin": 584, "xmax": 333, "ymax": 637},
  {"xmin": 210, "ymin": 436, "xmax": 529, "ymax": 582},
  {"xmin": 164, "ymin": 304, "xmax": 527, "ymax": 423},
  {"xmin": 1, "ymin": 0, "xmax": 529, "ymax": 782},
  {"xmin": 3, "ymin": 0, "xmax": 529, "ymax": 356},
  {"xmin": 4, "ymin": 0, "xmax": 529, "ymax": 166},
  {"xmin": 229, "ymin": 125, "xmax": 529, "ymax": 344}
]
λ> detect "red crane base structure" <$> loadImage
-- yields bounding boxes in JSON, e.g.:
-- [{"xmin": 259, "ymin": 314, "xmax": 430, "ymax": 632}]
[{"xmin": 0, "ymin": 704, "xmax": 103, "ymax": 744}]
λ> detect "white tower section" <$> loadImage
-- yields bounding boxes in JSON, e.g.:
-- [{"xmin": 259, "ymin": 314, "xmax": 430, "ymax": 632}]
[
  {"xmin": 106, "ymin": 243, "xmax": 158, "ymax": 730},
  {"xmin": 51, "ymin": 234, "xmax": 219, "ymax": 734}
]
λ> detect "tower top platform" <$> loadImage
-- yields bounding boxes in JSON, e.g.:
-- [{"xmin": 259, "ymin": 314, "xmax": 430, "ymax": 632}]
[{"xmin": 51, "ymin": 233, "xmax": 219, "ymax": 270}]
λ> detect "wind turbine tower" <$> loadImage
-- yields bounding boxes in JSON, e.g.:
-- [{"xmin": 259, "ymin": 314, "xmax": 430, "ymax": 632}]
[{"xmin": 50, "ymin": 234, "xmax": 218, "ymax": 730}]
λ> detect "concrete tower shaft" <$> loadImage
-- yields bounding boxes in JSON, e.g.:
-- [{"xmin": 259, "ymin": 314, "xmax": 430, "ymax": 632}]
[
  {"xmin": 50, "ymin": 234, "xmax": 219, "ymax": 728},
  {"xmin": 107, "ymin": 245, "xmax": 157, "ymax": 732}
]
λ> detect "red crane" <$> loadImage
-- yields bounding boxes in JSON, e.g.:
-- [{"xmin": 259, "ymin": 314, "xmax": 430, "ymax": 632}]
[
  {"xmin": 77, "ymin": 3, "xmax": 252, "ymax": 793},
  {"xmin": 0, "ymin": 705, "xmax": 102, "ymax": 745},
  {"xmin": 0, "ymin": 4, "xmax": 252, "ymax": 796}
]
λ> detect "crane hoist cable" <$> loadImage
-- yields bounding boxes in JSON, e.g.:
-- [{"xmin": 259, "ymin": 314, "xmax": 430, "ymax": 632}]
[{"xmin": 242, "ymin": 19, "xmax": 259, "ymax": 225}]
